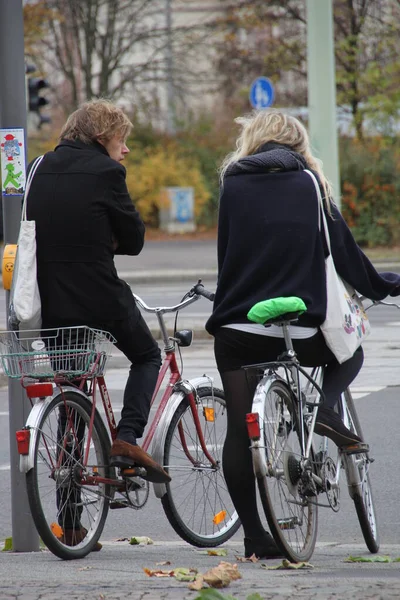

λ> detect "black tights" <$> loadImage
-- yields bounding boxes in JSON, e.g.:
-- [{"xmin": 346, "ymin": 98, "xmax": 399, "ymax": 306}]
[{"xmin": 215, "ymin": 328, "xmax": 364, "ymax": 539}]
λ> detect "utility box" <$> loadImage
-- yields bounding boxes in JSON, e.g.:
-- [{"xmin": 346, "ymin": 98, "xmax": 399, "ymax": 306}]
[{"xmin": 159, "ymin": 187, "xmax": 196, "ymax": 233}]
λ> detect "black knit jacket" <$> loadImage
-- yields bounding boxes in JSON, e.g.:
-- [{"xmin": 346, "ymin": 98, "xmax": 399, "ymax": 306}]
[{"xmin": 206, "ymin": 153, "xmax": 400, "ymax": 336}]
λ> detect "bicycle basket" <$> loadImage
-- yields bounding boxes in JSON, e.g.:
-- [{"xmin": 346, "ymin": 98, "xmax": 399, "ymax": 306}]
[{"xmin": 0, "ymin": 326, "xmax": 116, "ymax": 379}]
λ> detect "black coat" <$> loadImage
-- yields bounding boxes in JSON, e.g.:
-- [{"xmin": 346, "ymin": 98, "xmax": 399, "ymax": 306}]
[
  {"xmin": 27, "ymin": 139, "xmax": 145, "ymax": 326},
  {"xmin": 206, "ymin": 168, "xmax": 400, "ymax": 335}
]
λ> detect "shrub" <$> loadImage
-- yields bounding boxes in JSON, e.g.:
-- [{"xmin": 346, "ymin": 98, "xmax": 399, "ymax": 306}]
[
  {"xmin": 124, "ymin": 142, "xmax": 210, "ymax": 227},
  {"xmin": 340, "ymin": 137, "xmax": 400, "ymax": 247}
]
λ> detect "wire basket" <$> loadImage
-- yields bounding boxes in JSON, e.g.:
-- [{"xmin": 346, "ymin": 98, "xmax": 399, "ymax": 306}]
[{"xmin": 0, "ymin": 326, "xmax": 116, "ymax": 380}]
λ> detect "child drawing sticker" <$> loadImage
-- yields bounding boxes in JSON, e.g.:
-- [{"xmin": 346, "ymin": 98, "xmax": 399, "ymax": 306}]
[{"xmin": 0, "ymin": 128, "xmax": 26, "ymax": 195}]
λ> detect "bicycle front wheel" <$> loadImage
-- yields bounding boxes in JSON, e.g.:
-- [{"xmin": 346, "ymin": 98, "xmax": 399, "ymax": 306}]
[
  {"xmin": 161, "ymin": 386, "xmax": 240, "ymax": 547},
  {"xmin": 26, "ymin": 391, "xmax": 111, "ymax": 560},
  {"xmin": 341, "ymin": 389, "xmax": 379, "ymax": 553},
  {"xmin": 256, "ymin": 380, "xmax": 318, "ymax": 563}
]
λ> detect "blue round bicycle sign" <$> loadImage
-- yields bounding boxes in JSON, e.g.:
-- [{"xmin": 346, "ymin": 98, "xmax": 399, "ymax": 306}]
[{"xmin": 249, "ymin": 77, "xmax": 275, "ymax": 109}]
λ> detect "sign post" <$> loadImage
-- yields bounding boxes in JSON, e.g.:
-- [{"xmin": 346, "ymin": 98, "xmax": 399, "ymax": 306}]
[
  {"xmin": 0, "ymin": 0, "xmax": 40, "ymax": 552},
  {"xmin": 249, "ymin": 77, "xmax": 275, "ymax": 110},
  {"xmin": 159, "ymin": 187, "xmax": 196, "ymax": 233}
]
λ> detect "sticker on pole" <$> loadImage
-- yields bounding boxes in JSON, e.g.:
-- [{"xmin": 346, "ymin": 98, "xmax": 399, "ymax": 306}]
[
  {"xmin": 249, "ymin": 77, "xmax": 275, "ymax": 110},
  {"xmin": 0, "ymin": 128, "xmax": 26, "ymax": 196}
]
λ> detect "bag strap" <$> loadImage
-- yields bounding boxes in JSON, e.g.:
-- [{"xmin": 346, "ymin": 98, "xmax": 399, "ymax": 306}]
[
  {"xmin": 303, "ymin": 168, "xmax": 332, "ymax": 254},
  {"xmin": 22, "ymin": 155, "xmax": 44, "ymax": 221}
]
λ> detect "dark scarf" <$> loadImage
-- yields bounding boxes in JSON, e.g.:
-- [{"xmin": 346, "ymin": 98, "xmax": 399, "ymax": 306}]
[{"xmin": 226, "ymin": 142, "xmax": 309, "ymax": 176}]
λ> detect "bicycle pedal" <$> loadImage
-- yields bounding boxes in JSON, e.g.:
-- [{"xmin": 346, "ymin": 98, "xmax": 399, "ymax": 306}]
[
  {"xmin": 109, "ymin": 500, "xmax": 129, "ymax": 509},
  {"xmin": 341, "ymin": 442, "xmax": 369, "ymax": 455},
  {"xmin": 121, "ymin": 466, "xmax": 147, "ymax": 479}
]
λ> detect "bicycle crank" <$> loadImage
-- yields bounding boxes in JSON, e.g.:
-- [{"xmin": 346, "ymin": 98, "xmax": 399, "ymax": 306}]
[{"xmin": 321, "ymin": 457, "xmax": 340, "ymax": 512}]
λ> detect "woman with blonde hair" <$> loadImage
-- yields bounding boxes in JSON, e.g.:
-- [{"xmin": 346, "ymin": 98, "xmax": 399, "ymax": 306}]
[{"xmin": 206, "ymin": 109, "xmax": 400, "ymax": 559}]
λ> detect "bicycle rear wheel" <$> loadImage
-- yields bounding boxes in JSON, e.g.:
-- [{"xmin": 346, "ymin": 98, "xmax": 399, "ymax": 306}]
[
  {"xmin": 161, "ymin": 386, "xmax": 240, "ymax": 547},
  {"xmin": 255, "ymin": 380, "xmax": 318, "ymax": 562},
  {"xmin": 26, "ymin": 391, "xmax": 111, "ymax": 560},
  {"xmin": 341, "ymin": 389, "xmax": 379, "ymax": 553}
]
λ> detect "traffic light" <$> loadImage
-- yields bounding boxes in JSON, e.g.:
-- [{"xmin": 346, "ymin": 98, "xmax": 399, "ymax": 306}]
[{"xmin": 27, "ymin": 74, "xmax": 51, "ymax": 128}]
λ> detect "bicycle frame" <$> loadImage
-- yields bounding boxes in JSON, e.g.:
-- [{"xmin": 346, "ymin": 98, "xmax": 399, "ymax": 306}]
[{"xmin": 19, "ymin": 286, "xmax": 218, "ymax": 483}]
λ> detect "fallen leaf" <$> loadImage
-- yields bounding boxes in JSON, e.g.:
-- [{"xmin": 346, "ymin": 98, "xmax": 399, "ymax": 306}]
[
  {"xmin": 143, "ymin": 568, "xmax": 173, "ymax": 577},
  {"xmin": 78, "ymin": 566, "xmax": 93, "ymax": 571},
  {"xmin": 235, "ymin": 554, "xmax": 259, "ymax": 563},
  {"xmin": 203, "ymin": 561, "xmax": 242, "ymax": 588},
  {"xmin": 198, "ymin": 548, "xmax": 228, "ymax": 556},
  {"xmin": 188, "ymin": 574, "xmax": 205, "ymax": 591},
  {"xmin": 261, "ymin": 559, "xmax": 314, "ymax": 570},
  {"xmin": 173, "ymin": 567, "xmax": 198, "ymax": 582},
  {"xmin": 2, "ymin": 537, "xmax": 12, "ymax": 552},
  {"xmin": 114, "ymin": 537, "xmax": 129, "ymax": 542},
  {"xmin": 156, "ymin": 560, "xmax": 171, "ymax": 566},
  {"xmin": 130, "ymin": 536, "xmax": 154, "ymax": 545},
  {"xmin": 344, "ymin": 555, "xmax": 392, "ymax": 563}
]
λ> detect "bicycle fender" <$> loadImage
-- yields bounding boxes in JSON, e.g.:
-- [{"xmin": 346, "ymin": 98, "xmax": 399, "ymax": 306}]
[
  {"xmin": 250, "ymin": 374, "xmax": 281, "ymax": 479},
  {"xmin": 152, "ymin": 375, "xmax": 213, "ymax": 499},
  {"xmin": 19, "ymin": 386, "xmax": 88, "ymax": 473}
]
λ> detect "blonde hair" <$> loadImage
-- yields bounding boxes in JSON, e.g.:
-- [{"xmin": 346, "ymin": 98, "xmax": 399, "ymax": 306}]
[
  {"xmin": 220, "ymin": 109, "xmax": 333, "ymax": 209},
  {"xmin": 60, "ymin": 99, "xmax": 133, "ymax": 145}
]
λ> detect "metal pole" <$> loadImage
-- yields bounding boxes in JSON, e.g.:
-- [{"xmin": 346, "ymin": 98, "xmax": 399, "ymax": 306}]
[
  {"xmin": 165, "ymin": 0, "xmax": 176, "ymax": 134},
  {"xmin": 0, "ymin": 0, "xmax": 40, "ymax": 551},
  {"xmin": 306, "ymin": 0, "xmax": 341, "ymax": 207}
]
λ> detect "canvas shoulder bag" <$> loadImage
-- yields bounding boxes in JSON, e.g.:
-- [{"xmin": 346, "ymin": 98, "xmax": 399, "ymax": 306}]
[
  {"xmin": 9, "ymin": 155, "xmax": 44, "ymax": 331},
  {"xmin": 304, "ymin": 169, "xmax": 370, "ymax": 364}
]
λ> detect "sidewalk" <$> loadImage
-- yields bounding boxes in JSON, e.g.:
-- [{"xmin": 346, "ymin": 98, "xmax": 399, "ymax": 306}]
[{"xmin": 1, "ymin": 540, "xmax": 400, "ymax": 600}]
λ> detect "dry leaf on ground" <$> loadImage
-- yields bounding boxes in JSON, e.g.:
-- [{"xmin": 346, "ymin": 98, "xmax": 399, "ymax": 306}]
[
  {"xmin": 198, "ymin": 549, "xmax": 228, "ymax": 556},
  {"xmin": 202, "ymin": 561, "xmax": 242, "ymax": 588},
  {"xmin": 235, "ymin": 554, "xmax": 259, "ymax": 563},
  {"xmin": 130, "ymin": 536, "xmax": 154, "ymax": 545},
  {"xmin": 261, "ymin": 559, "xmax": 314, "ymax": 570}
]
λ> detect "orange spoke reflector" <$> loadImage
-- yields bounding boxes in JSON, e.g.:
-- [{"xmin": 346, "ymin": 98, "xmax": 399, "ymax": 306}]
[
  {"xmin": 204, "ymin": 407, "xmax": 215, "ymax": 422},
  {"xmin": 50, "ymin": 522, "xmax": 63, "ymax": 538},
  {"xmin": 213, "ymin": 510, "xmax": 227, "ymax": 525}
]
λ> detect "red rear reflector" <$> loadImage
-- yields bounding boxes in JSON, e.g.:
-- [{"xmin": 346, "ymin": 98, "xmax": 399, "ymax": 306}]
[
  {"xmin": 16, "ymin": 429, "xmax": 30, "ymax": 455},
  {"xmin": 26, "ymin": 383, "xmax": 53, "ymax": 399},
  {"xmin": 246, "ymin": 412, "xmax": 261, "ymax": 440}
]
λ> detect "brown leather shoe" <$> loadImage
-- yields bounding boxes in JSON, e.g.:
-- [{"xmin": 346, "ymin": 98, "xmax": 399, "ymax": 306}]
[
  {"xmin": 110, "ymin": 439, "xmax": 171, "ymax": 484},
  {"xmin": 60, "ymin": 526, "xmax": 102, "ymax": 551}
]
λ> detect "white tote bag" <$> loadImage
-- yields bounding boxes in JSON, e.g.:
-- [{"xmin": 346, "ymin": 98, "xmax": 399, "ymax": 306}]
[
  {"xmin": 304, "ymin": 169, "xmax": 371, "ymax": 364},
  {"xmin": 9, "ymin": 155, "xmax": 44, "ymax": 331}
]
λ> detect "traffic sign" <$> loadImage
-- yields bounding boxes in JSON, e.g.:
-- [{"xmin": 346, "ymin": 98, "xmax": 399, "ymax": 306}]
[{"xmin": 249, "ymin": 77, "xmax": 275, "ymax": 109}]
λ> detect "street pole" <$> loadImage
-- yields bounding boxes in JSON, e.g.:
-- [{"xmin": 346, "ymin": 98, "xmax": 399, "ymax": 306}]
[
  {"xmin": 0, "ymin": 0, "xmax": 40, "ymax": 551},
  {"xmin": 306, "ymin": 0, "xmax": 341, "ymax": 207},
  {"xmin": 165, "ymin": 0, "xmax": 176, "ymax": 134}
]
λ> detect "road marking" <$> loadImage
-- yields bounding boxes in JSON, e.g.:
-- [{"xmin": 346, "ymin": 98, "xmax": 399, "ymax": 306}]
[{"xmin": 0, "ymin": 464, "xmax": 10, "ymax": 471}]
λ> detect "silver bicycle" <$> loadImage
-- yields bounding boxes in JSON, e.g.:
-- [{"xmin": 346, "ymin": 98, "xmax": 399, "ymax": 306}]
[{"xmin": 246, "ymin": 296, "xmax": 396, "ymax": 563}]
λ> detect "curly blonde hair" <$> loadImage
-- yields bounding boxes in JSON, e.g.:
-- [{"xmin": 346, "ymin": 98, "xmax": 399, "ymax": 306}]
[
  {"xmin": 60, "ymin": 99, "xmax": 133, "ymax": 145},
  {"xmin": 220, "ymin": 109, "xmax": 333, "ymax": 209}
]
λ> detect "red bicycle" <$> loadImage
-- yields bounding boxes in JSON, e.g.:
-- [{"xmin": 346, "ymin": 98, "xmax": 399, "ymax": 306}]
[{"xmin": 0, "ymin": 281, "xmax": 240, "ymax": 560}]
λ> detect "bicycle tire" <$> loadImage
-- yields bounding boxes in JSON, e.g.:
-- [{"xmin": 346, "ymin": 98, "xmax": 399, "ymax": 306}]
[
  {"xmin": 255, "ymin": 380, "xmax": 318, "ymax": 562},
  {"xmin": 161, "ymin": 386, "xmax": 240, "ymax": 547},
  {"xmin": 26, "ymin": 391, "xmax": 111, "ymax": 560},
  {"xmin": 341, "ymin": 389, "xmax": 379, "ymax": 553}
]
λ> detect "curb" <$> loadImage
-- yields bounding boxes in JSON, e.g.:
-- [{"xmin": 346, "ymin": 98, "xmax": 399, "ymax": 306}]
[
  {"xmin": 119, "ymin": 262, "xmax": 400, "ymax": 285},
  {"xmin": 119, "ymin": 269, "xmax": 217, "ymax": 284}
]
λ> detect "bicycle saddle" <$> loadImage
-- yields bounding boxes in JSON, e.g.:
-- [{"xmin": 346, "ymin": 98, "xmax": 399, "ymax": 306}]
[{"xmin": 247, "ymin": 296, "xmax": 307, "ymax": 326}]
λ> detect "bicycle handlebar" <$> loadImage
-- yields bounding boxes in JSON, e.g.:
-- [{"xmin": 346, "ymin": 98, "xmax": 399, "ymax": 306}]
[
  {"xmin": 132, "ymin": 280, "xmax": 215, "ymax": 315},
  {"xmin": 192, "ymin": 281, "xmax": 215, "ymax": 302},
  {"xmin": 362, "ymin": 297, "xmax": 400, "ymax": 310}
]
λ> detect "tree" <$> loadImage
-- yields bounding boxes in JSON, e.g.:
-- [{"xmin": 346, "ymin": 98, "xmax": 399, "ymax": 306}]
[
  {"xmin": 26, "ymin": 0, "xmax": 214, "ymax": 117},
  {"xmin": 213, "ymin": 0, "xmax": 400, "ymax": 140}
]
